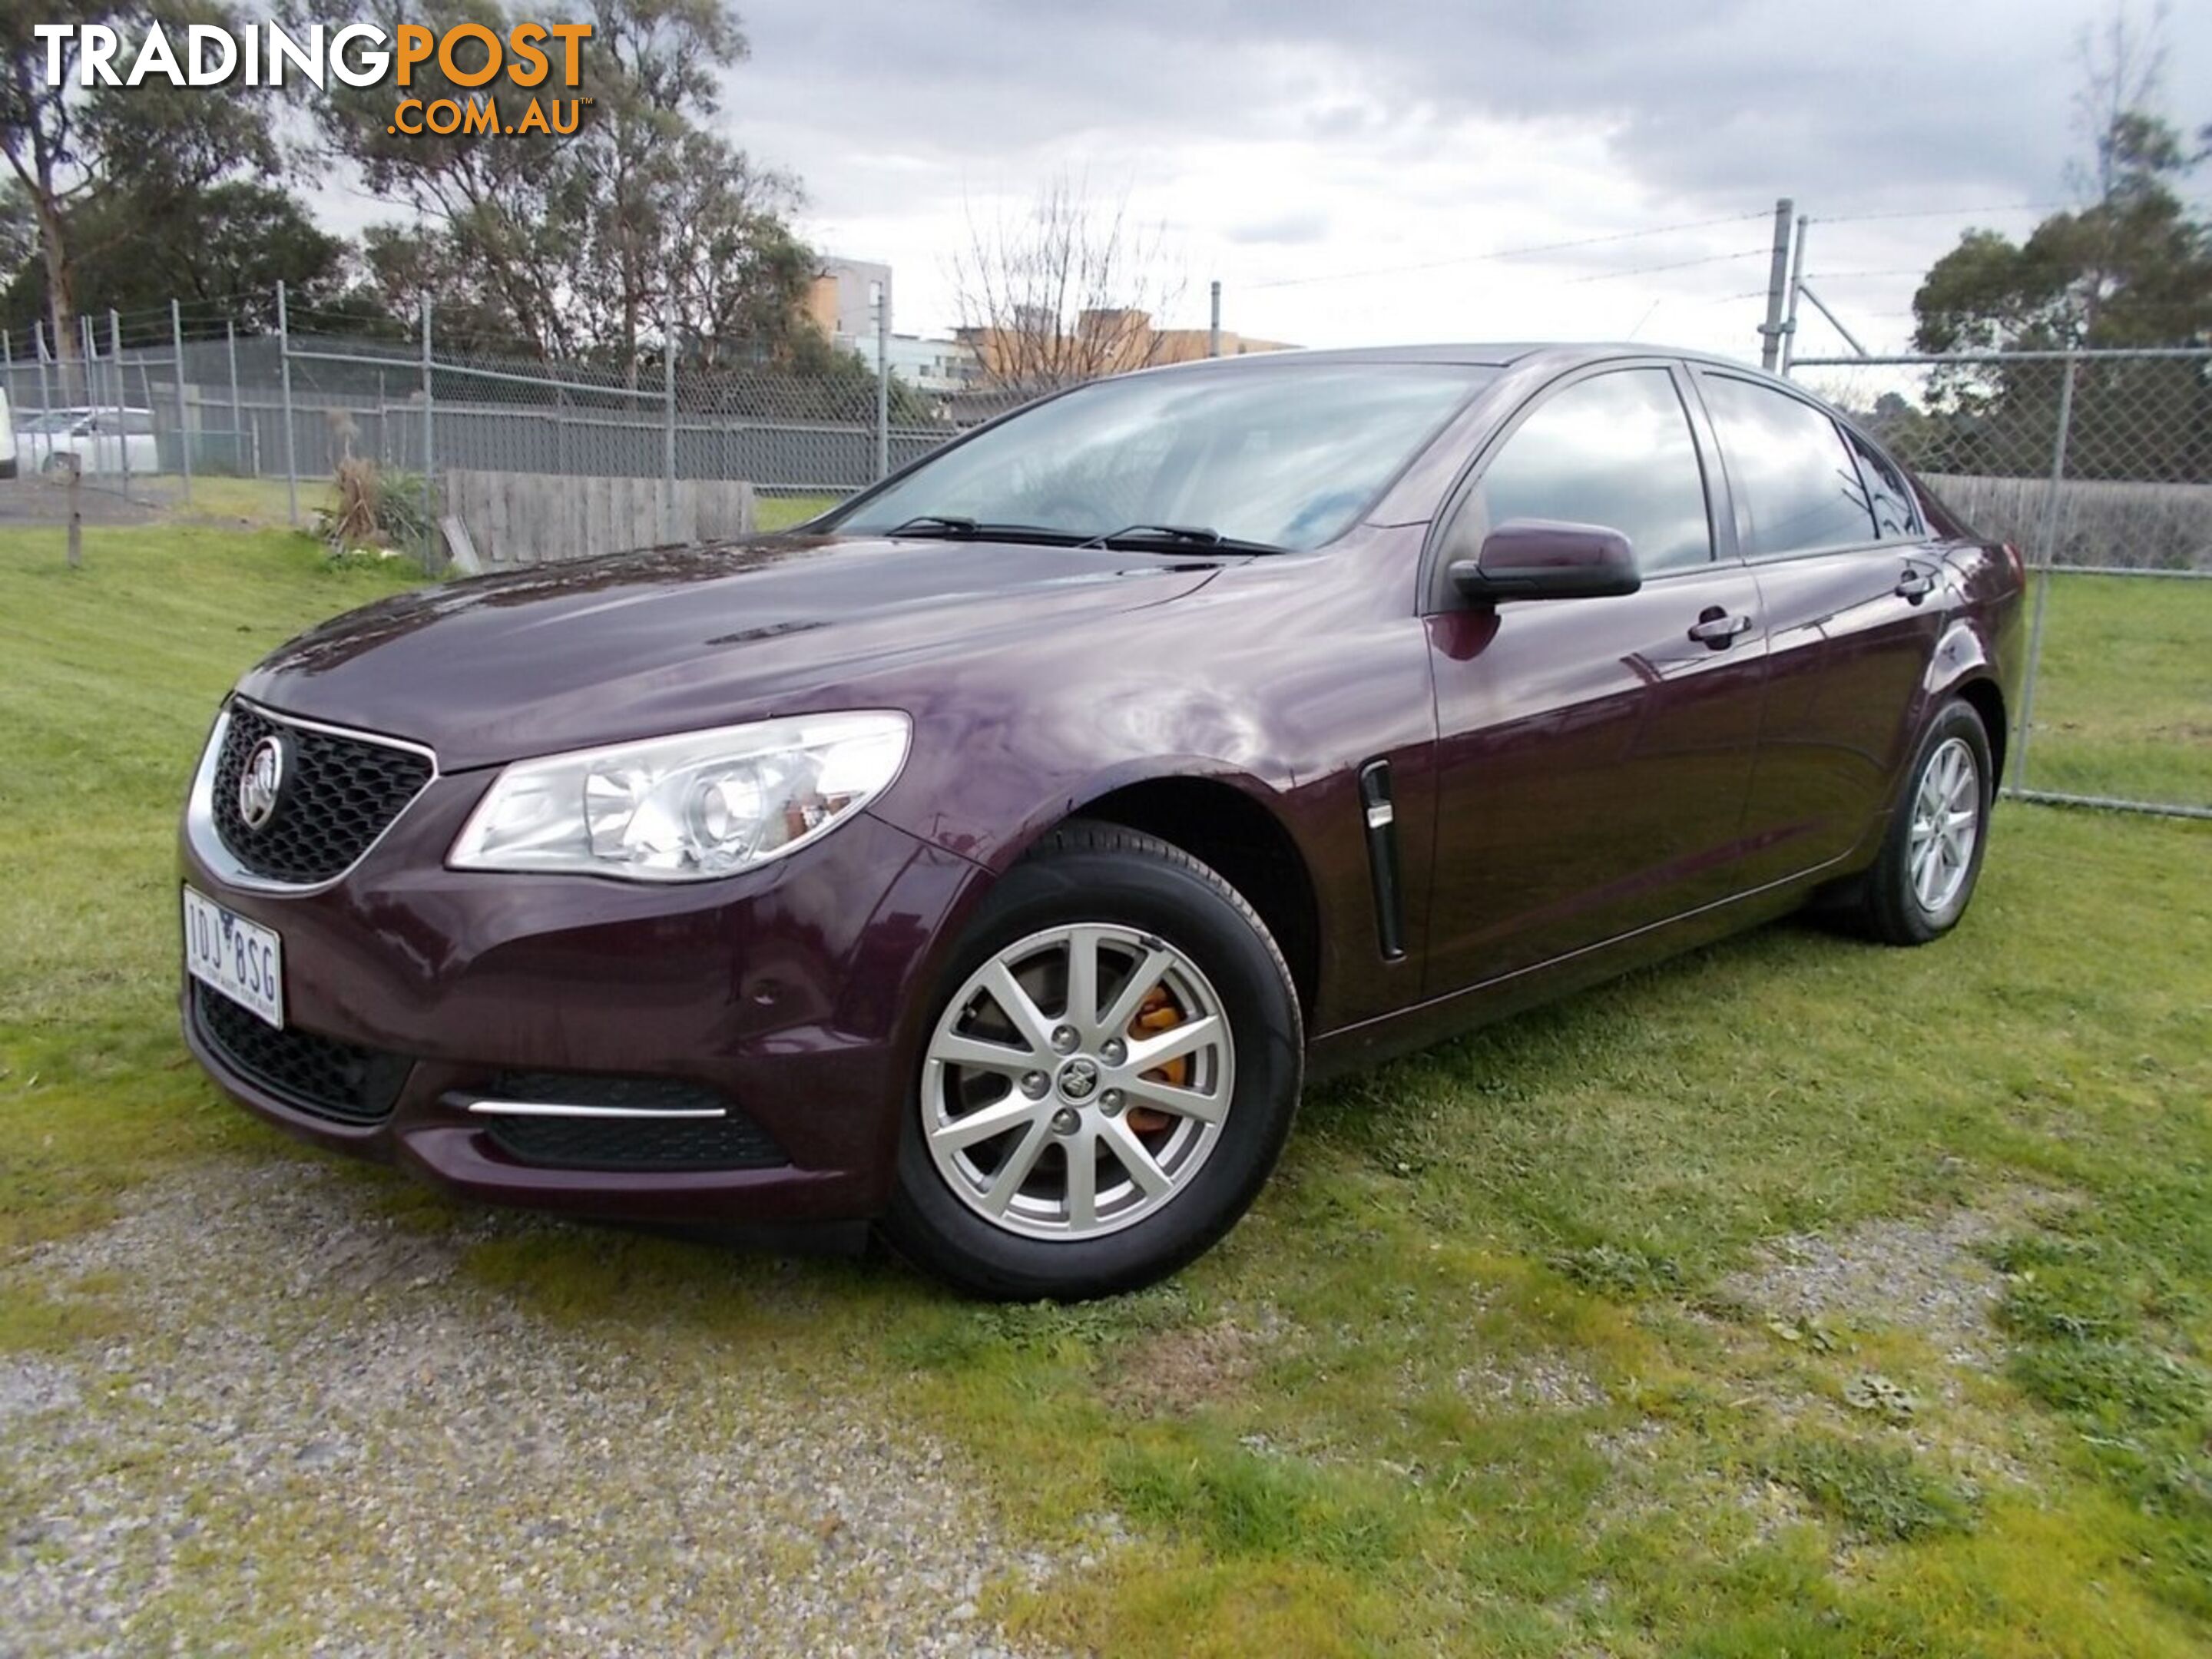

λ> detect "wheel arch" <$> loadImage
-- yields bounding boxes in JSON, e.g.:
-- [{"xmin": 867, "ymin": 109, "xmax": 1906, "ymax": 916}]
[
  {"xmin": 1922, "ymin": 614, "xmax": 2008, "ymax": 793},
  {"xmin": 1952, "ymin": 674, "xmax": 2008, "ymax": 790},
  {"xmin": 1000, "ymin": 768, "xmax": 1323, "ymax": 1028}
]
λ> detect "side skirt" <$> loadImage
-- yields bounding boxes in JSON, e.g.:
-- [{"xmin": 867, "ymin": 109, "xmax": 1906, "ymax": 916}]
[{"xmin": 1305, "ymin": 869, "xmax": 1822, "ymax": 1083}]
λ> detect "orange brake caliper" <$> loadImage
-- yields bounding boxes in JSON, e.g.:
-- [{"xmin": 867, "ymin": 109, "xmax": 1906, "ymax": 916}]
[{"xmin": 1125, "ymin": 985, "xmax": 1188, "ymax": 1134}]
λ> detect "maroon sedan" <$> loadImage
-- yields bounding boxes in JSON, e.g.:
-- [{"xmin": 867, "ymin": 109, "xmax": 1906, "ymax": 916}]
[{"xmin": 179, "ymin": 346, "xmax": 2025, "ymax": 1298}]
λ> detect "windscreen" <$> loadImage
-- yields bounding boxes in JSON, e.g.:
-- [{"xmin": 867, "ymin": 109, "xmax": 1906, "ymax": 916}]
[{"xmin": 834, "ymin": 362, "xmax": 1495, "ymax": 551}]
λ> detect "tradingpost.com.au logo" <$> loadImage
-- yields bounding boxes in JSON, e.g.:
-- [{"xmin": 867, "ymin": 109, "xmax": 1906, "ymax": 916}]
[{"xmin": 33, "ymin": 19, "xmax": 594, "ymax": 137}]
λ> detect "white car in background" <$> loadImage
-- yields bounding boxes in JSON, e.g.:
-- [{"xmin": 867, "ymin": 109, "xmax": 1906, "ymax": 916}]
[{"xmin": 16, "ymin": 406, "xmax": 160, "ymax": 476}]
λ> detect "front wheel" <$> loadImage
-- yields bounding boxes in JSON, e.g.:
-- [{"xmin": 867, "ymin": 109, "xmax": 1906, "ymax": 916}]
[
  {"xmin": 1853, "ymin": 697, "xmax": 1995, "ymax": 945},
  {"xmin": 882, "ymin": 820, "xmax": 1303, "ymax": 1300}
]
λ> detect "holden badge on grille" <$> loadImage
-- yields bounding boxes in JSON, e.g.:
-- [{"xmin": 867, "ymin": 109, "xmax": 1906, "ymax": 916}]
[{"xmin": 237, "ymin": 735, "xmax": 286, "ymax": 831}]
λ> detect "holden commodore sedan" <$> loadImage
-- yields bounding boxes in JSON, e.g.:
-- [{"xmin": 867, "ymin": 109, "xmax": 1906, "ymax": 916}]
[{"xmin": 179, "ymin": 345, "xmax": 2024, "ymax": 1299}]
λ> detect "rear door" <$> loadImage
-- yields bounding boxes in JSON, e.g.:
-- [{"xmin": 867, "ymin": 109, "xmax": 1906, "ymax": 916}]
[
  {"xmin": 1691, "ymin": 371, "xmax": 1948, "ymax": 887},
  {"xmin": 1422, "ymin": 362, "xmax": 1769, "ymax": 996}
]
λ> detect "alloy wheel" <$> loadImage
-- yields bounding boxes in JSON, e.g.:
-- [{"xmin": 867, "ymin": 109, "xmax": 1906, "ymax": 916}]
[
  {"xmin": 921, "ymin": 923, "xmax": 1236, "ymax": 1240},
  {"xmin": 1907, "ymin": 735, "xmax": 1980, "ymax": 916}
]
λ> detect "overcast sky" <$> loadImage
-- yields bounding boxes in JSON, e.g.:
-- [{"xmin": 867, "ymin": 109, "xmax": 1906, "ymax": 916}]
[
  {"xmin": 300, "ymin": 1, "xmax": 2209, "ymax": 362},
  {"xmin": 712, "ymin": 0, "xmax": 2209, "ymax": 361}
]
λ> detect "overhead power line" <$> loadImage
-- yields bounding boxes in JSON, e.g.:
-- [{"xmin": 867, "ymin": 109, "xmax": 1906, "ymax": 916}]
[{"xmin": 1562, "ymin": 247, "xmax": 1773, "ymax": 284}]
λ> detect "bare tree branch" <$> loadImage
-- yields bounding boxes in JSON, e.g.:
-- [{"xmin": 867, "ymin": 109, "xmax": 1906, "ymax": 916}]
[{"xmin": 952, "ymin": 175, "xmax": 1186, "ymax": 393}]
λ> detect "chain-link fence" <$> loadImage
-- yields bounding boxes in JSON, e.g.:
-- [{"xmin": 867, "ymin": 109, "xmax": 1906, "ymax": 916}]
[
  {"xmin": 4, "ymin": 304, "xmax": 2200, "ymax": 820},
  {"xmin": 1790, "ymin": 348, "xmax": 2210, "ymax": 822},
  {"xmin": 0, "ymin": 286, "xmax": 1035, "ymax": 533}
]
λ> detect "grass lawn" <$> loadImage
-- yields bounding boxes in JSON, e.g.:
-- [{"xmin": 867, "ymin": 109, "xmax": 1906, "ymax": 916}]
[
  {"xmin": 2022, "ymin": 572, "xmax": 2212, "ymax": 808},
  {"xmin": 3, "ymin": 524, "xmax": 2210, "ymax": 1654}
]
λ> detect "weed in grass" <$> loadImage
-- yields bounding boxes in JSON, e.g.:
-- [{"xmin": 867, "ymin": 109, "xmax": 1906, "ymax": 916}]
[
  {"xmin": 1553, "ymin": 1242, "xmax": 1684, "ymax": 1299},
  {"xmin": 1104, "ymin": 1435, "xmax": 1404, "ymax": 1569},
  {"xmin": 1770, "ymin": 1435, "xmax": 1979, "ymax": 1541},
  {"xmin": 885, "ymin": 1281, "xmax": 1200, "ymax": 1369}
]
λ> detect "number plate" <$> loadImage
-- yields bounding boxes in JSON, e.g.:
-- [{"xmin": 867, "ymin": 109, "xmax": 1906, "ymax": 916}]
[{"xmin": 181, "ymin": 887, "xmax": 285, "ymax": 1029}]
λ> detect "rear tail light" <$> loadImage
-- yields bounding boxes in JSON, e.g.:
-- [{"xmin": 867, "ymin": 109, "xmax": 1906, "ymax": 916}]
[{"xmin": 2000, "ymin": 542, "xmax": 2025, "ymax": 586}]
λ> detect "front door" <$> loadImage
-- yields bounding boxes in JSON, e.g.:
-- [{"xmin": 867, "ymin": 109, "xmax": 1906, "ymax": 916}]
[{"xmin": 1422, "ymin": 364, "xmax": 1769, "ymax": 998}]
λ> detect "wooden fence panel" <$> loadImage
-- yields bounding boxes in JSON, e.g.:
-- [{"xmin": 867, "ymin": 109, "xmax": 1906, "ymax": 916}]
[
  {"xmin": 1924, "ymin": 472, "xmax": 2212, "ymax": 570},
  {"xmin": 444, "ymin": 469, "xmax": 757, "ymax": 568}
]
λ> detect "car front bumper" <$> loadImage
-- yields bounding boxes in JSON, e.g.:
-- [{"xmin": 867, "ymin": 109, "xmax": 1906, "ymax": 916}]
[{"xmin": 179, "ymin": 753, "xmax": 988, "ymax": 1228}]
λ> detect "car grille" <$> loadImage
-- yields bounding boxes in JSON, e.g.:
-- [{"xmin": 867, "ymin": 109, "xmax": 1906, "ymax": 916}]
[
  {"xmin": 213, "ymin": 703, "xmax": 433, "ymax": 885},
  {"xmin": 482, "ymin": 1072, "xmax": 788, "ymax": 1171},
  {"xmin": 191, "ymin": 985, "xmax": 412, "ymax": 1127}
]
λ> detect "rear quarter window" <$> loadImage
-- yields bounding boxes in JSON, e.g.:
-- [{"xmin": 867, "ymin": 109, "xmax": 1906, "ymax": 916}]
[{"xmin": 1700, "ymin": 374, "xmax": 1878, "ymax": 558}]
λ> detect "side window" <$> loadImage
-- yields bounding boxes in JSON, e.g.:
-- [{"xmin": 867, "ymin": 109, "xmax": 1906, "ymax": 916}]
[
  {"xmin": 1475, "ymin": 369, "xmax": 1713, "ymax": 575},
  {"xmin": 1843, "ymin": 429, "xmax": 1918, "ymax": 539},
  {"xmin": 1700, "ymin": 376, "xmax": 1877, "ymax": 557}
]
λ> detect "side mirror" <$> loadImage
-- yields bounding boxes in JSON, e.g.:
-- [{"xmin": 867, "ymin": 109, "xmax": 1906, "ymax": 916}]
[{"xmin": 1450, "ymin": 518, "xmax": 1641, "ymax": 603}]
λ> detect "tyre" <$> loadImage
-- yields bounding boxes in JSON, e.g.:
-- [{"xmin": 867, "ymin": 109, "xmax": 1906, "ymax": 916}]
[
  {"xmin": 882, "ymin": 819, "xmax": 1303, "ymax": 1300},
  {"xmin": 1852, "ymin": 697, "xmax": 1994, "ymax": 945},
  {"xmin": 41, "ymin": 452, "xmax": 78, "ymax": 477}
]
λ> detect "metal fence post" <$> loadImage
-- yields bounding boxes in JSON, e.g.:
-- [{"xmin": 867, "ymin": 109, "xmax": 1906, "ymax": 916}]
[
  {"xmin": 276, "ymin": 282, "xmax": 299, "ymax": 524},
  {"xmin": 2008, "ymin": 353, "xmax": 2077, "ymax": 792},
  {"xmin": 108, "ymin": 310, "xmax": 131, "ymax": 499},
  {"xmin": 662, "ymin": 316, "xmax": 677, "ymax": 540},
  {"xmin": 1209, "ymin": 280, "xmax": 1222, "ymax": 358},
  {"xmin": 874, "ymin": 276, "xmax": 890, "ymax": 480},
  {"xmin": 420, "ymin": 296, "xmax": 435, "ymax": 565},
  {"xmin": 171, "ymin": 298, "xmax": 192, "ymax": 502},
  {"xmin": 225, "ymin": 320, "xmax": 243, "ymax": 476}
]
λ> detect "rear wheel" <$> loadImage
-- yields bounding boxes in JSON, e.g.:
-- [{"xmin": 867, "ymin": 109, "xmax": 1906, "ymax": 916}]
[
  {"xmin": 882, "ymin": 820, "xmax": 1302, "ymax": 1300},
  {"xmin": 1852, "ymin": 697, "xmax": 1993, "ymax": 945}
]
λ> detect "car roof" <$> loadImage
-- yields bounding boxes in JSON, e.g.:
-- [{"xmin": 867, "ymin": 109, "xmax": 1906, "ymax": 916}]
[{"xmin": 1140, "ymin": 343, "xmax": 1768, "ymax": 376}]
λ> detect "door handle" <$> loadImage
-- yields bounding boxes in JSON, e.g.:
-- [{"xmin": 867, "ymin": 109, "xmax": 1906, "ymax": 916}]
[
  {"xmin": 1687, "ymin": 610, "xmax": 1753, "ymax": 647},
  {"xmin": 1895, "ymin": 565, "xmax": 1937, "ymax": 602}
]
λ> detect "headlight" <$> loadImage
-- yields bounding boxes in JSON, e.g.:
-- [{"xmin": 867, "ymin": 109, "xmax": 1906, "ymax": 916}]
[{"xmin": 449, "ymin": 711, "xmax": 910, "ymax": 882}]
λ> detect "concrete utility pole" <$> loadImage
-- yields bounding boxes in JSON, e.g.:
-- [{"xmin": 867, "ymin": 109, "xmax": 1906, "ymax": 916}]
[
  {"xmin": 1779, "ymin": 213, "xmax": 1809, "ymax": 374},
  {"xmin": 1209, "ymin": 281, "xmax": 1222, "ymax": 358},
  {"xmin": 1757, "ymin": 197, "xmax": 1794, "ymax": 371}
]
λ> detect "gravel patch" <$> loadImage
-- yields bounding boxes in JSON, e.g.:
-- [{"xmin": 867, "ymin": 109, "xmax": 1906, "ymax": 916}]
[
  {"xmin": 1719, "ymin": 1195, "xmax": 2063, "ymax": 1366},
  {"xmin": 0, "ymin": 1159, "xmax": 1064, "ymax": 1657},
  {"xmin": 0, "ymin": 1359, "xmax": 81, "ymax": 1428},
  {"xmin": 1457, "ymin": 1353, "xmax": 1607, "ymax": 1412}
]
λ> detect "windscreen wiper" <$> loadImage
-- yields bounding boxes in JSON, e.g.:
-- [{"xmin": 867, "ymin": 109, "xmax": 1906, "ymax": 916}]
[
  {"xmin": 1080, "ymin": 523, "xmax": 1287, "ymax": 555},
  {"xmin": 882, "ymin": 515, "xmax": 1084, "ymax": 542}
]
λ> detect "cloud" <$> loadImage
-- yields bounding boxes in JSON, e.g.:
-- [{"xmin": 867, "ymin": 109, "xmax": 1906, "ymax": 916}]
[
  {"xmin": 1226, "ymin": 207, "xmax": 1331, "ymax": 245},
  {"xmin": 316, "ymin": 1, "xmax": 2210, "ymax": 357}
]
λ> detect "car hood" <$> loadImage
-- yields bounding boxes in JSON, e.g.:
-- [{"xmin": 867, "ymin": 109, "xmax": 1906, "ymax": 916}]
[{"xmin": 236, "ymin": 535, "xmax": 1224, "ymax": 770}]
